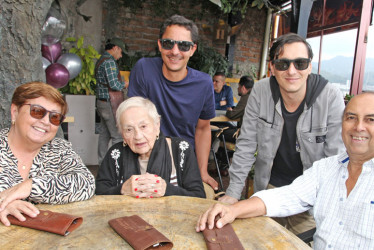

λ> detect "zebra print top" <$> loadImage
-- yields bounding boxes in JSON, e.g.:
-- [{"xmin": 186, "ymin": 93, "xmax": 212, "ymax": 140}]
[{"xmin": 0, "ymin": 128, "xmax": 95, "ymax": 204}]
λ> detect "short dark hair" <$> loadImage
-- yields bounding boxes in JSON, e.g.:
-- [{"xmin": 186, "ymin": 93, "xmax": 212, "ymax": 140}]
[
  {"xmin": 159, "ymin": 15, "xmax": 199, "ymax": 44},
  {"xmin": 239, "ymin": 76, "xmax": 254, "ymax": 90},
  {"xmin": 269, "ymin": 33, "xmax": 313, "ymax": 61},
  {"xmin": 105, "ymin": 39, "xmax": 116, "ymax": 51},
  {"xmin": 214, "ymin": 72, "xmax": 226, "ymax": 78}
]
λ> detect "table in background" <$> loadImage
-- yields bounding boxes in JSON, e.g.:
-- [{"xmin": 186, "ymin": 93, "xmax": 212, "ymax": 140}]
[{"xmin": 1, "ymin": 196, "xmax": 310, "ymax": 249}]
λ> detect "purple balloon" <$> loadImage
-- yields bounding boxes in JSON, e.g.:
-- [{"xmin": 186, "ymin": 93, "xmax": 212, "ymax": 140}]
[
  {"xmin": 41, "ymin": 42, "xmax": 62, "ymax": 63},
  {"xmin": 45, "ymin": 63, "xmax": 70, "ymax": 89}
]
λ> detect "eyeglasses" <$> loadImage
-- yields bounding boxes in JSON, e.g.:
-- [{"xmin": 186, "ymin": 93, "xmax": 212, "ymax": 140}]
[
  {"xmin": 272, "ymin": 58, "xmax": 311, "ymax": 71},
  {"xmin": 159, "ymin": 39, "xmax": 194, "ymax": 52},
  {"xmin": 24, "ymin": 104, "xmax": 65, "ymax": 126}
]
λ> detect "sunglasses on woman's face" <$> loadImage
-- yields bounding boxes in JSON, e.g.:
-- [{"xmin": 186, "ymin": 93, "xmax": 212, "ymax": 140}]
[
  {"xmin": 159, "ymin": 39, "xmax": 194, "ymax": 52},
  {"xmin": 272, "ymin": 58, "xmax": 311, "ymax": 71},
  {"xmin": 24, "ymin": 104, "xmax": 65, "ymax": 126}
]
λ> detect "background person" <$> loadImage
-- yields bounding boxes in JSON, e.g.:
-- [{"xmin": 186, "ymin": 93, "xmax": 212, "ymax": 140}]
[
  {"xmin": 197, "ymin": 92, "xmax": 374, "ymax": 249},
  {"xmin": 95, "ymin": 97, "xmax": 205, "ymax": 198},
  {"xmin": 95, "ymin": 37, "xmax": 127, "ymax": 165},
  {"xmin": 0, "ymin": 81, "xmax": 95, "ymax": 226},
  {"xmin": 213, "ymin": 72, "xmax": 234, "ymax": 111},
  {"xmin": 128, "ymin": 15, "xmax": 217, "ymax": 190},
  {"xmin": 219, "ymin": 33, "xmax": 345, "ymax": 235}
]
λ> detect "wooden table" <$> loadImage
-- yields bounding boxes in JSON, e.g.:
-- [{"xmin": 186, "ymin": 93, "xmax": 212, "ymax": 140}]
[{"xmin": 0, "ymin": 196, "xmax": 310, "ymax": 249}]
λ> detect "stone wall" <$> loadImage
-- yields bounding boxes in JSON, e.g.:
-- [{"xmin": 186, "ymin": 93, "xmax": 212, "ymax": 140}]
[{"xmin": 0, "ymin": 0, "xmax": 53, "ymax": 129}]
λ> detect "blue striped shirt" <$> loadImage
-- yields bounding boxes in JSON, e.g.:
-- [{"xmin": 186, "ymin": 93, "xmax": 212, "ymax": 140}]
[{"xmin": 255, "ymin": 151, "xmax": 374, "ymax": 249}]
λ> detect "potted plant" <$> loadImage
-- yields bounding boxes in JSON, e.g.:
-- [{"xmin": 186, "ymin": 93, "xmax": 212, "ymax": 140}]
[{"xmin": 60, "ymin": 36, "xmax": 101, "ymax": 165}]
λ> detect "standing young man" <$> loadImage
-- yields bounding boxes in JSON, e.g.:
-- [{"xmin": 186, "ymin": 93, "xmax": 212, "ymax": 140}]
[
  {"xmin": 128, "ymin": 15, "xmax": 217, "ymax": 189},
  {"xmin": 220, "ymin": 33, "xmax": 345, "ymax": 234}
]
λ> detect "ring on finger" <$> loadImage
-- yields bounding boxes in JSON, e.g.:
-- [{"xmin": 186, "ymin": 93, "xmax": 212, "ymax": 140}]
[{"xmin": 150, "ymin": 184, "xmax": 155, "ymax": 188}]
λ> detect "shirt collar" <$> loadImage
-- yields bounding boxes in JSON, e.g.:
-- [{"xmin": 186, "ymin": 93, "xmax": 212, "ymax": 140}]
[{"xmin": 337, "ymin": 151, "xmax": 374, "ymax": 172}]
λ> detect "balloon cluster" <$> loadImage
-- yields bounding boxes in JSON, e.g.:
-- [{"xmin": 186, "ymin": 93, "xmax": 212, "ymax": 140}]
[{"xmin": 41, "ymin": 5, "xmax": 82, "ymax": 89}]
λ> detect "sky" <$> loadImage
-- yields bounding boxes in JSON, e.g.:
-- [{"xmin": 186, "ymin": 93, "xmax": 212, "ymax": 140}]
[{"xmin": 307, "ymin": 25, "xmax": 374, "ymax": 62}]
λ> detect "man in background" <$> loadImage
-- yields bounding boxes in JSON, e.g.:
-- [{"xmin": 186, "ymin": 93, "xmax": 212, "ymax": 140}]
[
  {"xmin": 95, "ymin": 38, "xmax": 126, "ymax": 165},
  {"xmin": 213, "ymin": 72, "xmax": 234, "ymax": 111}
]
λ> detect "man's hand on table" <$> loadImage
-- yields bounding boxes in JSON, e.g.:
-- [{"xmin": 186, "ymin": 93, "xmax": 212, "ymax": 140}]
[{"xmin": 196, "ymin": 203, "xmax": 236, "ymax": 232}]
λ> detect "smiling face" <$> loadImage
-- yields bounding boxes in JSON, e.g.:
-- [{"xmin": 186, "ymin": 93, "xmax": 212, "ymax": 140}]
[
  {"xmin": 270, "ymin": 42, "xmax": 312, "ymax": 98},
  {"xmin": 120, "ymin": 107, "xmax": 160, "ymax": 160},
  {"xmin": 342, "ymin": 93, "xmax": 374, "ymax": 163},
  {"xmin": 11, "ymin": 96, "xmax": 61, "ymax": 148},
  {"xmin": 158, "ymin": 25, "xmax": 197, "ymax": 81}
]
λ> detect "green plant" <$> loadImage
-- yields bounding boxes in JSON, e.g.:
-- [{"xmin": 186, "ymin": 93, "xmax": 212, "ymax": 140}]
[
  {"xmin": 60, "ymin": 36, "xmax": 101, "ymax": 95},
  {"xmin": 118, "ymin": 50, "xmax": 158, "ymax": 71},
  {"xmin": 188, "ymin": 42, "xmax": 229, "ymax": 77},
  {"xmin": 220, "ymin": 0, "xmax": 281, "ymax": 16}
]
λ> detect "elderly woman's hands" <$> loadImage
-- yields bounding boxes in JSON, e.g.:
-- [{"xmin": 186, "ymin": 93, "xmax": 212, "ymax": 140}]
[
  {"xmin": 0, "ymin": 200, "xmax": 39, "ymax": 226},
  {"xmin": 0, "ymin": 179, "xmax": 32, "ymax": 212},
  {"xmin": 121, "ymin": 173, "xmax": 167, "ymax": 198}
]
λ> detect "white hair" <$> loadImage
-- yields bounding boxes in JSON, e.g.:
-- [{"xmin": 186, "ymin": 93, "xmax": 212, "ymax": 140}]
[{"xmin": 116, "ymin": 97, "xmax": 161, "ymax": 131}]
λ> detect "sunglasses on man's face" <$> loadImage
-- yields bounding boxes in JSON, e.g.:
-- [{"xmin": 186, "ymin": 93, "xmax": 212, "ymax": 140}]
[
  {"xmin": 24, "ymin": 104, "xmax": 65, "ymax": 126},
  {"xmin": 272, "ymin": 58, "xmax": 311, "ymax": 71},
  {"xmin": 159, "ymin": 39, "xmax": 194, "ymax": 52}
]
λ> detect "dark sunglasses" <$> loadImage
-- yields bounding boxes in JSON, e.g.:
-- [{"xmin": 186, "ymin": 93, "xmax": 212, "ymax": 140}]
[
  {"xmin": 272, "ymin": 58, "xmax": 311, "ymax": 71},
  {"xmin": 24, "ymin": 104, "xmax": 65, "ymax": 126},
  {"xmin": 159, "ymin": 39, "xmax": 194, "ymax": 52}
]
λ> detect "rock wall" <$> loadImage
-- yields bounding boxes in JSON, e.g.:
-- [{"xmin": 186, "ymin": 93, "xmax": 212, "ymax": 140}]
[{"xmin": 0, "ymin": 0, "xmax": 53, "ymax": 129}]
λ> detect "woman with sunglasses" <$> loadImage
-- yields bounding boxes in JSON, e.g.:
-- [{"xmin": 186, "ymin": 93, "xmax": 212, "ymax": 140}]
[
  {"xmin": 0, "ymin": 81, "xmax": 95, "ymax": 226},
  {"xmin": 95, "ymin": 97, "xmax": 205, "ymax": 198}
]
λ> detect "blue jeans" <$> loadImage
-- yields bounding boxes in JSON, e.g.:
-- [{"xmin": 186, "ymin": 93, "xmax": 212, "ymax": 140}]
[{"xmin": 96, "ymin": 100, "xmax": 123, "ymax": 165}]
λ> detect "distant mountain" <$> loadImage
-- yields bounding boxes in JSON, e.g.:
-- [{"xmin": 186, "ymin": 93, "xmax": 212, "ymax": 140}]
[{"xmin": 312, "ymin": 56, "xmax": 374, "ymax": 85}]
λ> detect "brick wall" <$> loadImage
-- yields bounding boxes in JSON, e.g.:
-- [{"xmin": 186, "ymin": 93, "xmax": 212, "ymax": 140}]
[{"xmin": 102, "ymin": 1, "xmax": 267, "ymax": 79}]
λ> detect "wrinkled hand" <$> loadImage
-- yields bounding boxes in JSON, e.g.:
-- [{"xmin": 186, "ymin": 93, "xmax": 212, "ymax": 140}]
[
  {"xmin": 0, "ymin": 179, "xmax": 32, "ymax": 212},
  {"xmin": 121, "ymin": 173, "xmax": 166, "ymax": 198},
  {"xmin": 196, "ymin": 203, "xmax": 236, "ymax": 232},
  {"xmin": 201, "ymin": 172, "xmax": 218, "ymax": 191},
  {"xmin": 0, "ymin": 200, "xmax": 39, "ymax": 226},
  {"xmin": 218, "ymin": 195, "xmax": 238, "ymax": 204}
]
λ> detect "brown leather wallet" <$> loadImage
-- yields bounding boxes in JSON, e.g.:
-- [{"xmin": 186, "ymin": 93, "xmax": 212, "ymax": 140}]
[
  {"xmin": 202, "ymin": 223, "xmax": 244, "ymax": 250},
  {"xmin": 7, "ymin": 210, "xmax": 83, "ymax": 236},
  {"xmin": 108, "ymin": 215, "xmax": 173, "ymax": 250}
]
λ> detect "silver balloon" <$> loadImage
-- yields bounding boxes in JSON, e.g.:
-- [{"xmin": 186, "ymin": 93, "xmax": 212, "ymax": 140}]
[
  {"xmin": 42, "ymin": 56, "xmax": 51, "ymax": 70},
  {"xmin": 41, "ymin": 6, "xmax": 67, "ymax": 45},
  {"xmin": 57, "ymin": 53, "xmax": 82, "ymax": 80}
]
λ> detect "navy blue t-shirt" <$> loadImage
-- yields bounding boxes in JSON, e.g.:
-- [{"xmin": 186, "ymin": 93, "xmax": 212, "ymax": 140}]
[{"xmin": 128, "ymin": 57, "xmax": 216, "ymax": 147}]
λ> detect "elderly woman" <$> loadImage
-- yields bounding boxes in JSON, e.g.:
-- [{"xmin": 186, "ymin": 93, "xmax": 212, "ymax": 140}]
[
  {"xmin": 95, "ymin": 97, "xmax": 205, "ymax": 198},
  {"xmin": 0, "ymin": 82, "xmax": 95, "ymax": 226}
]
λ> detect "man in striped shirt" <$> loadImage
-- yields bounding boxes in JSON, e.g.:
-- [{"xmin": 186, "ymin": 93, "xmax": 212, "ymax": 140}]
[{"xmin": 197, "ymin": 92, "xmax": 374, "ymax": 248}]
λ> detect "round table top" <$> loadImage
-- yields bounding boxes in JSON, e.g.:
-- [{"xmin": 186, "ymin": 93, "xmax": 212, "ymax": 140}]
[{"xmin": 1, "ymin": 195, "xmax": 310, "ymax": 249}]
